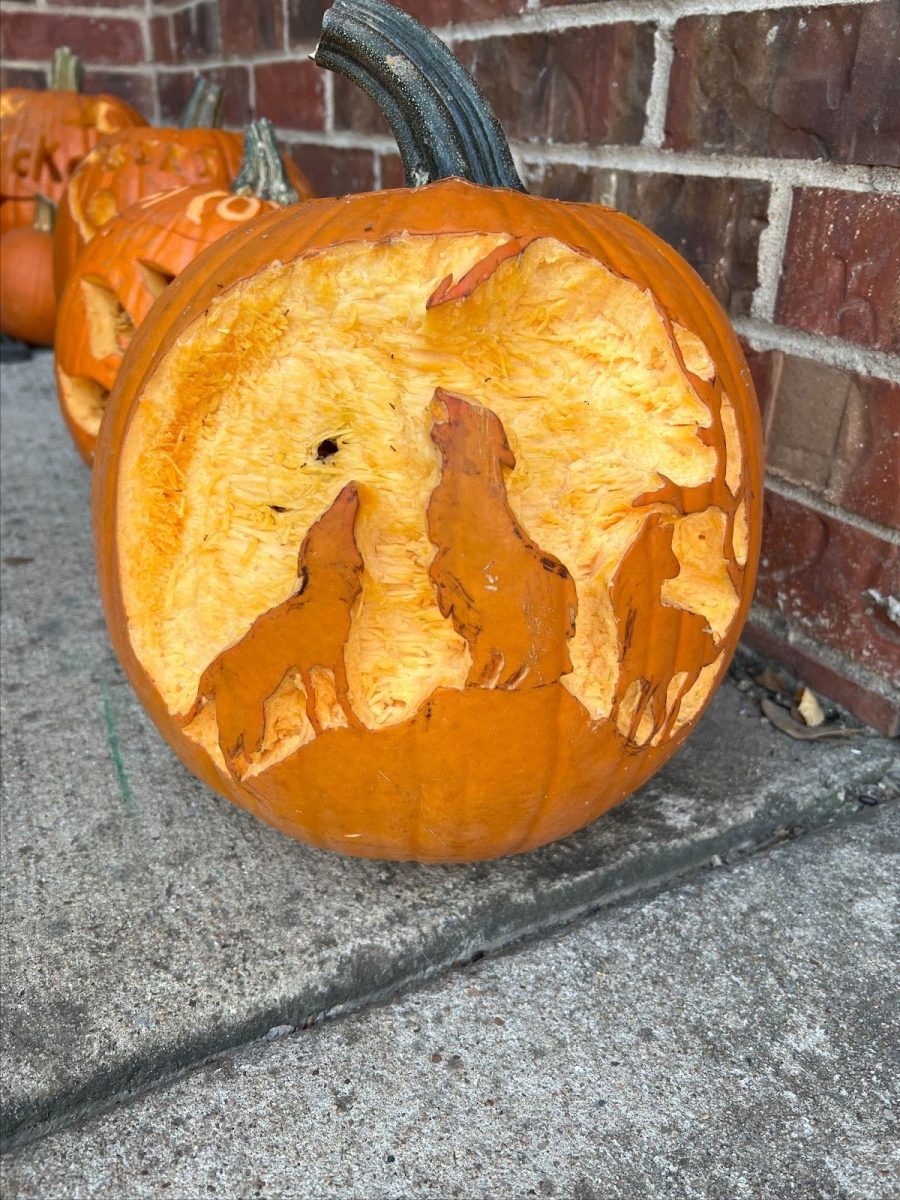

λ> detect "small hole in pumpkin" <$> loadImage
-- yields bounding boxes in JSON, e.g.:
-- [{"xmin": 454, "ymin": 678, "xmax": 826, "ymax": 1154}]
[{"xmin": 316, "ymin": 438, "xmax": 339, "ymax": 461}]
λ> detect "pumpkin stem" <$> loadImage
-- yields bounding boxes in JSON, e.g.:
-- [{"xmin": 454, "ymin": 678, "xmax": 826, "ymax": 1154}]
[
  {"xmin": 179, "ymin": 77, "xmax": 224, "ymax": 129},
  {"xmin": 232, "ymin": 119, "xmax": 300, "ymax": 206},
  {"xmin": 50, "ymin": 46, "xmax": 83, "ymax": 92},
  {"xmin": 314, "ymin": 0, "xmax": 524, "ymax": 191},
  {"xmin": 33, "ymin": 195, "xmax": 56, "ymax": 234}
]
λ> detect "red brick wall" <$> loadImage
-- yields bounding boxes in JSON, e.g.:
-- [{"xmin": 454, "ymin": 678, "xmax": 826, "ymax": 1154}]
[{"xmin": 2, "ymin": 0, "xmax": 898, "ymax": 733}]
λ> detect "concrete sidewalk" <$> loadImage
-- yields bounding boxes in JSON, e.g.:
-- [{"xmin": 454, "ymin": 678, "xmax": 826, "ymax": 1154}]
[
  {"xmin": 2, "ymin": 355, "xmax": 897, "ymax": 1179},
  {"xmin": 3, "ymin": 804, "xmax": 898, "ymax": 1199}
]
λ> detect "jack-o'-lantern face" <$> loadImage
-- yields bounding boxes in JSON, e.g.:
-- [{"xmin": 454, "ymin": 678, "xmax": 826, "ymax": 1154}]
[
  {"xmin": 0, "ymin": 48, "xmax": 145, "ymax": 237},
  {"xmin": 93, "ymin": 1, "xmax": 762, "ymax": 863},
  {"xmin": 56, "ymin": 184, "xmax": 282, "ymax": 462}
]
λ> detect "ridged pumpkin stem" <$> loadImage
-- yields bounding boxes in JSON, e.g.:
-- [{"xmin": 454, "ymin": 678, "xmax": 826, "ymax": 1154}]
[
  {"xmin": 232, "ymin": 119, "xmax": 300, "ymax": 206},
  {"xmin": 33, "ymin": 195, "xmax": 56, "ymax": 234},
  {"xmin": 179, "ymin": 77, "xmax": 224, "ymax": 129},
  {"xmin": 50, "ymin": 46, "xmax": 83, "ymax": 92},
  {"xmin": 314, "ymin": 0, "xmax": 524, "ymax": 191}
]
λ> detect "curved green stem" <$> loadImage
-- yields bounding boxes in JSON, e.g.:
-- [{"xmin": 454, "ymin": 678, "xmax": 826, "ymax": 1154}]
[
  {"xmin": 179, "ymin": 77, "xmax": 224, "ymax": 129},
  {"xmin": 232, "ymin": 119, "xmax": 299, "ymax": 206},
  {"xmin": 314, "ymin": 0, "xmax": 524, "ymax": 191},
  {"xmin": 51, "ymin": 47, "xmax": 83, "ymax": 92}
]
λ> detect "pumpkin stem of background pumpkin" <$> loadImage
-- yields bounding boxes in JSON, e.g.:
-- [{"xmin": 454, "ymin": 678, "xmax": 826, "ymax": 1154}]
[
  {"xmin": 314, "ymin": 0, "xmax": 524, "ymax": 191},
  {"xmin": 33, "ymin": 194, "xmax": 56, "ymax": 234},
  {"xmin": 50, "ymin": 46, "xmax": 83, "ymax": 92},
  {"xmin": 179, "ymin": 77, "xmax": 224, "ymax": 129},
  {"xmin": 232, "ymin": 119, "xmax": 300, "ymax": 207}
]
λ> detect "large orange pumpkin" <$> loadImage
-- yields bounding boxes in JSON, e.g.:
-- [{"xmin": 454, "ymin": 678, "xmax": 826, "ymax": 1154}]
[
  {"xmin": 0, "ymin": 47, "xmax": 145, "ymax": 240},
  {"xmin": 52, "ymin": 79, "xmax": 315, "ymax": 294},
  {"xmin": 56, "ymin": 120, "xmax": 303, "ymax": 464},
  {"xmin": 94, "ymin": 0, "xmax": 763, "ymax": 863}
]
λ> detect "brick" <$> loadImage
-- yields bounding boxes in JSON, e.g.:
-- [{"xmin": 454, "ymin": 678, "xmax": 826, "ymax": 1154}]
[
  {"xmin": 83, "ymin": 68, "xmax": 154, "ymax": 118},
  {"xmin": 150, "ymin": 15, "xmax": 174, "ymax": 65},
  {"xmin": 254, "ymin": 61, "xmax": 325, "ymax": 133},
  {"xmin": 333, "ymin": 75, "xmax": 391, "ymax": 137},
  {"xmin": 776, "ymin": 189, "xmax": 900, "ymax": 352},
  {"xmin": 289, "ymin": 144, "xmax": 375, "ymax": 198},
  {"xmin": 739, "ymin": 342, "xmax": 778, "ymax": 428},
  {"xmin": 0, "ymin": 65, "xmax": 47, "ymax": 91},
  {"xmin": 171, "ymin": 1, "xmax": 222, "ymax": 63},
  {"xmin": 0, "ymin": 12, "xmax": 145, "ymax": 66},
  {"xmin": 755, "ymin": 490, "xmax": 900, "ymax": 681},
  {"xmin": 46, "ymin": 0, "xmax": 135, "ymax": 5},
  {"xmin": 379, "ymin": 153, "xmax": 407, "ymax": 191},
  {"xmin": 455, "ymin": 24, "xmax": 654, "ymax": 146},
  {"xmin": 666, "ymin": 3, "xmax": 900, "ymax": 167},
  {"xmin": 397, "ymin": 0, "xmax": 526, "ymax": 21},
  {"xmin": 742, "ymin": 616, "xmax": 899, "ymax": 736},
  {"xmin": 157, "ymin": 67, "xmax": 252, "ymax": 128},
  {"xmin": 759, "ymin": 353, "xmax": 900, "ymax": 531},
  {"xmin": 221, "ymin": 0, "xmax": 284, "ymax": 56},
  {"xmin": 534, "ymin": 165, "xmax": 768, "ymax": 316},
  {"xmin": 287, "ymin": 0, "xmax": 329, "ymax": 45}
]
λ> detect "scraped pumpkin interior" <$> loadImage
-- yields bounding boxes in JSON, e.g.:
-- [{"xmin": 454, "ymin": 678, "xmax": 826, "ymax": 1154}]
[{"xmin": 116, "ymin": 232, "xmax": 744, "ymax": 775}]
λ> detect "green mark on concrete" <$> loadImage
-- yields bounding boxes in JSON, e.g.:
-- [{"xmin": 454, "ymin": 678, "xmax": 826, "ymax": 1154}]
[{"xmin": 101, "ymin": 679, "xmax": 134, "ymax": 813}]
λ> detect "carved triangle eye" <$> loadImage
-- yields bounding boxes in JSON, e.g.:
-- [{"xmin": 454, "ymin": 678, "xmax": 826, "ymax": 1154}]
[
  {"xmin": 138, "ymin": 260, "xmax": 177, "ymax": 301},
  {"xmin": 79, "ymin": 276, "xmax": 135, "ymax": 358}
]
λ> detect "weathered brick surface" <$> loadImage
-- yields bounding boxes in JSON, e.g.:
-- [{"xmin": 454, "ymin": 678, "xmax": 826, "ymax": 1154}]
[
  {"xmin": 150, "ymin": 14, "xmax": 175, "ymax": 66},
  {"xmin": 743, "ymin": 615, "xmax": 900, "ymax": 737},
  {"xmin": 221, "ymin": 0, "xmax": 284, "ymax": 56},
  {"xmin": 286, "ymin": 0, "xmax": 330, "ymax": 45},
  {"xmin": 83, "ymin": 68, "xmax": 154, "ymax": 117},
  {"xmin": 756, "ymin": 491, "xmax": 900, "ymax": 682},
  {"xmin": 254, "ymin": 61, "xmax": 326, "ymax": 132},
  {"xmin": 0, "ymin": 64, "xmax": 47, "ymax": 90},
  {"xmin": 534, "ymin": 164, "xmax": 769, "ymax": 316},
  {"xmin": 171, "ymin": 2, "xmax": 222, "ymax": 63},
  {"xmin": 776, "ymin": 189, "xmax": 900, "ymax": 352},
  {"xmin": 157, "ymin": 66, "xmax": 253, "ymax": 128},
  {"xmin": 756, "ymin": 352, "xmax": 900, "ymax": 530},
  {"xmin": 400, "ymin": 0, "xmax": 526, "ymax": 21},
  {"xmin": 290, "ymin": 143, "xmax": 376, "ymax": 198},
  {"xmin": 455, "ymin": 25, "xmax": 654, "ymax": 145},
  {"xmin": 0, "ymin": 11, "xmax": 145, "ymax": 65},
  {"xmin": 666, "ymin": 3, "xmax": 900, "ymax": 167}
]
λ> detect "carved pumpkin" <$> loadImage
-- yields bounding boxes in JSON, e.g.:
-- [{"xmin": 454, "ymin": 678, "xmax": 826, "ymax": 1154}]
[
  {"xmin": 56, "ymin": 120, "xmax": 301, "ymax": 463},
  {"xmin": 0, "ymin": 196, "xmax": 57, "ymax": 345},
  {"xmin": 52, "ymin": 79, "xmax": 315, "ymax": 295},
  {"xmin": 0, "ymin": 47, "xmax": 145, "ymax": 240},
  {"xmin": 94, "ymin": 0, "xmax": 763, "ymax": 863}
]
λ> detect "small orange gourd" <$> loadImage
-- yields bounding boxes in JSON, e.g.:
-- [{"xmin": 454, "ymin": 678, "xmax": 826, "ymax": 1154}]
[
  {"xmin": 56, "ymin": 120, "xmax": 302, "ymax": 463},
  {"xmin": 0, "ymin": 195, "xmax": 57, "ymax": 345},
  {"xmin": 94, "ymin": 0, "xmax": 763, "ymax": 863}
]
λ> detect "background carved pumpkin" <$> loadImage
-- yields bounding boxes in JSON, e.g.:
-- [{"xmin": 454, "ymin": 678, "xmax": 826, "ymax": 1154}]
[
  {"xmin": 52, "ymin": 79, "xmax": 315, "ymax": 295},
  {"xmin": 56, "ymin": 120, "xmax": 302, "ymax": 463},
  {"xmin": 0, "ymin": 47, "xmax": 145, "ymax": 240},
  {"xmin": 0, "ymin": 195, "xmax": 57, "ymax": 345},
  {"xmin": 94, "ymin": 0, "xmax": 763, "ymax": 863}
]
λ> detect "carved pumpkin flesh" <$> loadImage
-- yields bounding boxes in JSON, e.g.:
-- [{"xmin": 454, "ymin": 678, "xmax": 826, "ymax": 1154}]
[{"xmin": 94, "ymin": 0, "xmax": 762, "ymax": 862}]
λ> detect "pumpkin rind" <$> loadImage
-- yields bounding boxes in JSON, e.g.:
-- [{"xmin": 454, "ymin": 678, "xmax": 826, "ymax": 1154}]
[
  {"xmin": 52, "ymin": 125, "xmax": 314, "ymax": 296},
  {"xmin": 93, "ymin": 0, "xmax": 762, "ymax": 862},
  {"xmin": 0, "ymin": 48, "xmax": 145, "ymax": 239},
  {"xmin": 0, "ymin": 195, "xmax": 57, "ymax": 345},
  {"xmin": 56, "ymin": 119, "xmax": 302, "ymax": 463},
  {"xmin": 94, "ymin": 179, "xmax": 763, "ymax": 862}
]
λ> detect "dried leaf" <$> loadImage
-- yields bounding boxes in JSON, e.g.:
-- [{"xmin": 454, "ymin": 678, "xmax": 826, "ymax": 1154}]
[
  {"xmin": 760, "ymin": 697, "xmax": 859, "ymax": 741},
  {"xmin": 754, "ymin": 666, "xmax": 797, "ymax": 695},
  {"xmin": 797, "ymin": 687, "xmax": 825, "ymax": 727}
]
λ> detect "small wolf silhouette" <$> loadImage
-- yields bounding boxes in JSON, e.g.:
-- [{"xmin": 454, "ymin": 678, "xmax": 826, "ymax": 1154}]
[
  {"xmin": 183, "ymin": 482, "xmax": 364, "ymax": 770},
  {"xmin": 609, "ymin": 513, "xmax": 720, "ymax": 745},
  {"xmin": 427, "ymin": 389, "xmax": 577, "ymax": 690}
]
